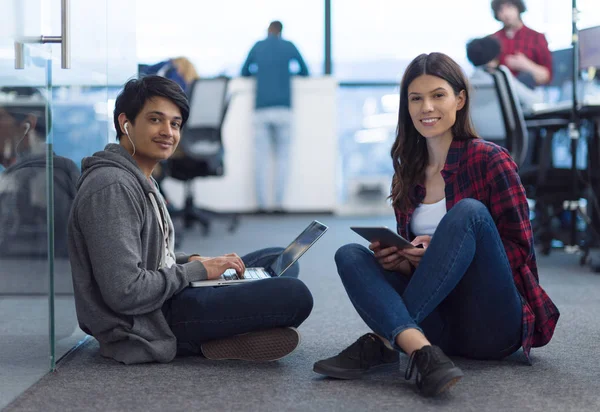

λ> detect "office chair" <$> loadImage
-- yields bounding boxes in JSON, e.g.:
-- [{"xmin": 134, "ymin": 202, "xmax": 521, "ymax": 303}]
[
  {"xmin": 471, "ymin": 66, "xmax": 578, "ymax": 254},
  {"xmin": 491, "ymin": 67, "xmax": 530, "ymax": 168},
  {"xmin": 163, "ymin": 77, "xmax": 239, "ymax": 236},
  {"xmin": 520, "ymin": 123, "xmax": 586, "ymax": 254},
  {"xmin": 470, "ymin": 71, "xmax": 508, "ymax": 147},
  {"xmin": 469, "ymin": 68, "xmax": 526, "ymax": 167},
  {"xmin": 493, "ymin": 66, "xmax": 590, "ymax": 255}
]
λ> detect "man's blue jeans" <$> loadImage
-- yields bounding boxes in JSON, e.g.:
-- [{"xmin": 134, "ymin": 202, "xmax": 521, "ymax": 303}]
[
  {"xmin": 254, "ymin": 107, "xmax": 292, "ymax": 209},
  {"xmin": 335, "ymin": 199, "xmax": 523, "ymax": 359},
  {"xmin": 162, "ymin": 247, "xmax": 313, "ymax": 356}
]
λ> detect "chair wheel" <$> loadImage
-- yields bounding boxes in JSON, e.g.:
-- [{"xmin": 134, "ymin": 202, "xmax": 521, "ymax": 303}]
[
  {"xmin": 540, "ymin": 242, "xmax": 551, "ymax": 256},
  {"xmin": 228, "ymin": 216, "xmax": 240, "ymax": 233},
  {"xmin": 590, "ymin": 257, "xmax": 600, "ymax": 273}
]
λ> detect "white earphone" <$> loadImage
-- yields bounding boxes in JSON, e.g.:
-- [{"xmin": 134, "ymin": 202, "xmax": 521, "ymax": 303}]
[
  {"xmin": 123, "ymin": 121, "xmax": 136, "ymax": 157},
  {"xmin": 11, "ymin": 121, "xmax": 32, "ymax": 157}
]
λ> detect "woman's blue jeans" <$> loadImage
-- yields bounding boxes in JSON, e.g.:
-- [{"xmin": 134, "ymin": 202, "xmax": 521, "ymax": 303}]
[{"xmin": 336, "ymin": 199, "xmax": 523, "ymax": 359}]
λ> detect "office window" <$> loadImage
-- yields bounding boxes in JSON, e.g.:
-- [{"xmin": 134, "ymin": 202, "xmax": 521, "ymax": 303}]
[
  {"xmin": 332, "ymin": 0, "xmax": 505, "ymax": 81},
  {"xmin": 332, "ymin": 0, "xmax": 596, "ymax": 80},
  {"xmin": 537, "ymin": 0, "xmax": 600, "ymax": 49},
  {"xmin": 136, "ymin": 0, "xmax": 324, "ymax": 77}
]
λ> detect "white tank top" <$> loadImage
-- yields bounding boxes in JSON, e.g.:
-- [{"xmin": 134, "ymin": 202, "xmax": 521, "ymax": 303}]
[{"xmin": 410, "ymin": 198, "xmax": 447, "ymax": 236}]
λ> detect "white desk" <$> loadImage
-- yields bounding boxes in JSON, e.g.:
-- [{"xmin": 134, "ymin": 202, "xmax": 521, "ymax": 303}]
[
  {"xmin": 163, "ymin": 77, "xmax": 338, "ymax": 213},
  {"xmin": 530, "ymin": 97, "xmax": 600, "ymax": 117}
]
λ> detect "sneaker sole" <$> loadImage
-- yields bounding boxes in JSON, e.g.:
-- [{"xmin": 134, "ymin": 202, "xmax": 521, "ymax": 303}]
[
  {"xmin": 423, "ymin": 367, "xmax": 464, "ymax": 397},
  {"xmin": 313, "ymin": 360, "xmax": 399, "ymax": 380},
  {"xmin": 201, "ymin": 327, "xmax": 300, "ymax": 362}
]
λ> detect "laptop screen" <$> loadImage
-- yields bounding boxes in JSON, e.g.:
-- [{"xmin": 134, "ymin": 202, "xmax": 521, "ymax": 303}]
[{"xmin": 267, "ymin": 221, "xmax": 328, "ymax": 276}]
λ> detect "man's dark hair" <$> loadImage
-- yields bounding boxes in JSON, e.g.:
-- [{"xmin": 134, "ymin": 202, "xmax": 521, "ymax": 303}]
[
  {"xmin": 113, "ymin": 75, "xmax": 189, "ymax": 141},
  {"xmin": 0, "ymin": 86, "xmax": 51, "ymax": 137},
  {"xmin": 491, "ymin": 0, "xmax": 526, "ymax": 21},
  {"xmin": 268, "ymin": 21, "xmax": 283, "ymax": 35},
  {"xmin": 466, "ymin": 36, "xmax": 502, "ymax": 67}
]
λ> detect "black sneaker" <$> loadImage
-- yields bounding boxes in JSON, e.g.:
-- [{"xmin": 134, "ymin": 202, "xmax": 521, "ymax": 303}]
[
  {"xmin": 313, "ymin": 333, "xmax": 399, "ymax": 379},
  {"xmin": 405, "ymin": 345, "xmax": 463, "ymax": 397}
]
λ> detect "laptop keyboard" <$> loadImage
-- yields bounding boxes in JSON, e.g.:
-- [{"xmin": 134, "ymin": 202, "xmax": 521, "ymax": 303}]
[{"xmin": 222, "ymin": 268, "xmax": 270, "ymax": 281}]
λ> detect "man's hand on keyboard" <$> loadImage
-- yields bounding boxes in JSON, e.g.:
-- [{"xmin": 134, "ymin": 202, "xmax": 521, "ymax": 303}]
[
  {"xmin": 188, "ymin": 255, "xmax": 213, "ymax": 262},
  {"xmin": 201, "ymin": 253, "xmax": 246, "ymax": 280}
]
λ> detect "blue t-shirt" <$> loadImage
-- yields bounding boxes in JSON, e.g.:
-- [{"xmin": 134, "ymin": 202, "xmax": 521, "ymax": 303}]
[{"xmin": 241, "ymin": 35, "xmax": 309, "ymax": 109}]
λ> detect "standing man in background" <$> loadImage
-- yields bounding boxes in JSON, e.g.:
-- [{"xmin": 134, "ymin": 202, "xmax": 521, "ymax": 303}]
[
  {"xmin": 491, "ymin": 0, "xmax": 552, "ymax": 87},
  {"xmin": 241, "ymin": 20, "xmax": 309, "ymax": 213}
]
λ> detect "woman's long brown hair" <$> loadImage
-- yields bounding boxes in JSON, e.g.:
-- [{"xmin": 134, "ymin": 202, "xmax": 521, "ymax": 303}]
[{"xmin": 389, "ymin": 52, "xmax": 479, "ymax": 213}]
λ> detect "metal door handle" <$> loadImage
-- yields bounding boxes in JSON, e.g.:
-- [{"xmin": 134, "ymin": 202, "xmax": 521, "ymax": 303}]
[{"xmin": 15, "ymin": 0, "xmax": 70, "ymax": 69}]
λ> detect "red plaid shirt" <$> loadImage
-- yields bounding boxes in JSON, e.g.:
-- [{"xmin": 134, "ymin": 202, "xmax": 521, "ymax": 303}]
[
  {"xmin": 394, "ymin": 138, "xmax": 559, "ymax": 363},
  {"xmin": 494, "ymin": 25, "xmax": 553, "ymax": 83}
]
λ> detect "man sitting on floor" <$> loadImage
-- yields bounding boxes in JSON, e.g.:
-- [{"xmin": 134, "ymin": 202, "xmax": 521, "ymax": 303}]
[{"xmin": 68, "ymin": 75, "xmax": 313, "ymax": 364}]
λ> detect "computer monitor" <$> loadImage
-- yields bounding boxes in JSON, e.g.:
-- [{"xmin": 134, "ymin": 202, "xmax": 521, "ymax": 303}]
[
  {"xmin": 549, "ymin": 48, "xmax": 574, "ymax": 88},
  {"xmin": 579, "ymin": 26, "xmax": 600, "ymax": 70}
]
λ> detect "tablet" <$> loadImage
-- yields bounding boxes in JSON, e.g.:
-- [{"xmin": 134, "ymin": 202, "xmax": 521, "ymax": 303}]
[{"xmin": 350, "ymin": 226, "xmax": 416, "ymax": 249}]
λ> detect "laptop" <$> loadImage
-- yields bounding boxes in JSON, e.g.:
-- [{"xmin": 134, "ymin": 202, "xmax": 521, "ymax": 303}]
[{"xmin": 189, "ymin": 220, "xmax": 328, "ymax": 287}]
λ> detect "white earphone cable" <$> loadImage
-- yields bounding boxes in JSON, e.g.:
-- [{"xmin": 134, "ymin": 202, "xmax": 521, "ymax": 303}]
[
  {"xmin": 127, "ymin": 132, "xmax": 136, "ymax": 157},
  {"xmin": 14, "ymin": 122, "xmax": 31, "ymax": 157}
]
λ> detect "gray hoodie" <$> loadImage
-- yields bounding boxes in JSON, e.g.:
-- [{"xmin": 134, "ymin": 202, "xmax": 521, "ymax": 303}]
[{"xmin": 68, "ymin": 143, "xmax": 207, "ymax": 364}]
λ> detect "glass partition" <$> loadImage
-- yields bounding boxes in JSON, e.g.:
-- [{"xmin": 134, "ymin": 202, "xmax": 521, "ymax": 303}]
[
  {"xmin": 0, "ymin": 0, "xmax": 54, "ymax": 406},
  {"xmin": 46, "ymin": 0, "xmax": 138, "ymax": 364},
  {"xmin": 0, "ymin": 0, "xmax": 137, "ymax": 407}
]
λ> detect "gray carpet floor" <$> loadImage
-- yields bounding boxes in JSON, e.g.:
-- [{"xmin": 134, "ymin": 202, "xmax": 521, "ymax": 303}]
[
  {"xmin": 0, "ymin": 296, "xmax": 85, "ymax": 410},
  {"xmin": 5, "ymin": 215, "xmax": 600, "ymax": 412}
]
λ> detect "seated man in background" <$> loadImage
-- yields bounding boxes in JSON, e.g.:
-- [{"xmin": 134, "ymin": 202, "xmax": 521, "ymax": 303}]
[
  {"xmin": 467, "ymin": 36, "xmax": 542, "ymax": 114},
  {"xmin": 491, "ymin": 0, "xmax": 552, "ymax": 87},
  {"xmin": 68, "ymin": 75, "xmax": 313, "ymax": 365}
]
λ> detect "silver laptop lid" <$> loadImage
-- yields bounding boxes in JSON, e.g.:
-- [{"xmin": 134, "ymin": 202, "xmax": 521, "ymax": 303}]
[{"xmin": 267, "ymin": 220, "xmax": 328, "ymax": 276}]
